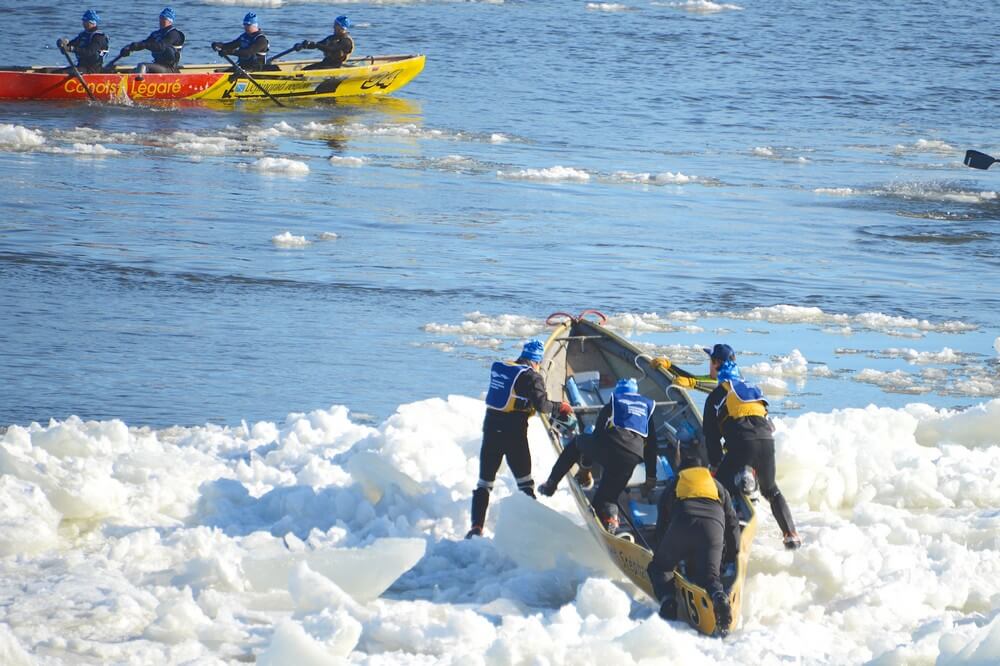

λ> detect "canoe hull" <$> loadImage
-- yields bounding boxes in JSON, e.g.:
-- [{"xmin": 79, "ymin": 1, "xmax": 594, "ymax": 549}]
[
  {"xmin": 0, "ymin": 55, "xmax": 425, "ymax": 102},
  {"xmin": 540, "ymin": 315, "xmax": 758, "ymax": 636}
]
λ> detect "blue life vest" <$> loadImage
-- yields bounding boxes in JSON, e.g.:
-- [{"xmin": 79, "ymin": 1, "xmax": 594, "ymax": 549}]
[
  {"xmin": 148, "ymin": 27, "xmax": 184, "ymax": 66},
  {"xmin": 237, "ymin": 32, "xmax": 268, "ymax": 68},
  {"xmin": 73, "ymin": 30, "xmax": 108, "ymax": 67},
  {"xmin": 485, "ymin": 362, "xmax": 532, "ymax": 413},
  {"xmin": 609, "ymin": 392, "xmax": 654, "ymax": 437}
]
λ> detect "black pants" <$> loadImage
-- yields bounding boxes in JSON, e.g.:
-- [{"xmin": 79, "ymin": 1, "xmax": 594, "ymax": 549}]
[
  {"xmin": 470, "ymin": 426, "xmax": 535, "ymax": 528},
  {"xmin": 647, "ymin": 514, "xmax": 725, "ymax": 603},
  {"xmin": 545, "ymin": 433, "xmax": 640, "ymax": 523},
  {"xmin": 716, "ymin": 437, "xmax": 796, "ymax": 536},
  {"xmin": 139, "ymin": 62, "xmax": 179, "ymax": 73}
]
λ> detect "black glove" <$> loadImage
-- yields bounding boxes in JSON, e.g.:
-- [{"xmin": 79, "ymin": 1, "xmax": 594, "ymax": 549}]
[
  {"xmin": 64, "ymin": 44, "xmax": 75, "ymax": 53},
  {"xmin": 56, "ymin": 38, "xmax": 69, "ymax": 50},
  {"xmin": 211, "ymin": 41, "xmax": 224, "ymax": 52},
  {"xmin": 301, "ymin": 41, "xmax": 316, "ymax": 50},
  {"xmin": 119, "ymin": 47, "xmax": 131, "ymax": 58}
]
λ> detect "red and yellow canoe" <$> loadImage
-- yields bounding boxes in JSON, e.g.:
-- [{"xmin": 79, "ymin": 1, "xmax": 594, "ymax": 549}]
[{"xmin": 0, "ymin": 54, "xmax": 425, "ymax": 102}]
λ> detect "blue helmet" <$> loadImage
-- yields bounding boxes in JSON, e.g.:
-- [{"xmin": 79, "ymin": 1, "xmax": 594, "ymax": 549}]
[
  {"xmin": 614, "ymin": 378, "xmax": 638, "ymax": 395},
  {"xmin": 519, "ymin": 339, "xmax": 544, "ymax": 363},
  {"xmin": 81, "ymin": 9, "xmax": 100, "ymax": 24},
  {"xmin": 243, "ymin": 12, "xmax": 258, "ymax": 26},
  {"xmin": 334, "ymin": 15, "xmax": 352, "ymax": 29},
  {"xmin": 160, "ymin": 7, "xmax": 176, "ymax": 22}
]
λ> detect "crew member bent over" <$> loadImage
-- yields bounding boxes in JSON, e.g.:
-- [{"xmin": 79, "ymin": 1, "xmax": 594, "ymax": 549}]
[
  {"xmin": 703, "ymin": 343, "xmax": 801, "ymax": 549},
  {"xmin": 648, "ymin": 449, "xmax": 741, "ymax": 633},
  {"xmin": 466, "ymin": 339, "xmax": 572, "ymax": 539},
  {"xmin": 538, "ymin": 377, "xmax": 658, "ymax": 535}
]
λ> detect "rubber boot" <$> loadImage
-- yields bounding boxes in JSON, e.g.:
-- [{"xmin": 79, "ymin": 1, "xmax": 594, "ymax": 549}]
[
  {"xmin": 575, "ymin": 466, "xmax": 594, "ymax": 489},
  {"xmin": 537, "ymin": 479, "xmax": 557, "ymax": 497},
  {"xmin": 465, "ymin": 525, "xmax": 482, "ymax": 539},
  {"xmin": 712, "ymin": 591, "xmax": 732, "ymax": 636},
  {"xmin": 783, "ymin": 532, "xmax": 802, "ymax": 550}
]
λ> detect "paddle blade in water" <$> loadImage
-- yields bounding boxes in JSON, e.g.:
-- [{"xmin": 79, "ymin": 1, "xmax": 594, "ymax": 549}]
[{"xmin": 964, "ymin": 149, "xmax": 997, "ymax": 170}]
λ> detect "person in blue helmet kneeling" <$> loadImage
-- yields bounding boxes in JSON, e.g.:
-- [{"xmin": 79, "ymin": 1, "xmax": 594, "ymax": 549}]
[
  {"xmin": 538, "ymin": 377, "xmax": 659, "ymax": 537},
  {"xmin": 53, "ymin": 9, "xmax": 109, "ymax": 74},
  {"xmin": 294, "ymin": 15, "xmax": 355, "ymax": 70},
  {"xmin": 211, "ymin": 12, "xmax": 270, "ymax": 71},
  {"xmin": 466, "ymin": 340, "xmax": 573, "ymax": 539}
]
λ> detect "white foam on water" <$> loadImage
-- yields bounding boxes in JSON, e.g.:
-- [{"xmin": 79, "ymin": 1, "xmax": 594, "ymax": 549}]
[
  {"xmin": 752, "ymin": 146, "xmax": 775, "ymax": 157},
  {"xmin": 746, "ymin": 349, "xmax": 809, "ymax": 378},
  {"xmin": 880, "ymin": 347, "xmax": 962, "ymax": 364},
  {"xmin": 250, "ymin": 157, "xmax": 310, "ymax": 175},
  {"xmin": 317, "ymin": 232, "xmax": 340, "ymax": 241},
  {"xmin": 608, "ymin": 170, "xmax": 698, "ymax": 185},
  {"xmin": 654, "ymin": 0, "xmax": 743, "ymax": 13},
  {"xmin": 423, "ymin": 311, "xmax": 546, "ymax": 339},
  {"xmin": 328, "ymin": 155, "xmax": 367, "ymax": 167},
  {"xmin": 586, "ymin": 2, "xmax": 631, "ymax": 11},
  {"xmin": 43, "ymin": 142, "xmax": 120, "ymax": 157},
  {"xmin": 272, "ymin": 232, "xmax": 311, "ymax": 248},
  {"xmin": 0, "ymin": 395, "xmax": 999, "ymax": 662},
  {"xmin": 490, "ymin": 133, "xmax": 511, "ymax": 143},
  {"xmin": 0, "ymin": 124, "xmax": 46, "ymax": 150},
  {"xmin": 497, "ymin": 165, "xmax": 592, "ymax": 182},
  {"xmin": 892, "ymin": 138, "xmax": 956, "ymax": 154},
  {"xmin": 871, "ymin": 182, "xmax": 998, "ymax": 205},
  {"xmin": 995, "ymin": 337, "xmax": 1000, "ymax": 355},
  {"xmin": 814, "ymin": 187, "xmax": 855, "ymax": 196}
]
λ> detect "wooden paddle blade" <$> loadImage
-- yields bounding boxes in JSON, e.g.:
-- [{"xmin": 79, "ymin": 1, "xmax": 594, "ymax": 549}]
[{"xmin": 964, "ymin": 149, "xmax": 997, "ymax": 170}]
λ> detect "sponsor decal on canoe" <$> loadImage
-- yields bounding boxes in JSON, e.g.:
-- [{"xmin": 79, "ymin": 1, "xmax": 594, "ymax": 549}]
[
  {"xmin": 361, "ymin": 70, "xmax": 401, "ymax": 90},
  {"xmin": 64, "ymin": 76, "xmax": 186, "ymax": 98}
]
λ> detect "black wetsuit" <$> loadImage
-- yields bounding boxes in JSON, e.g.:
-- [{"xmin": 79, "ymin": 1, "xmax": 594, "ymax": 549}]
[
  {"xmin": 67, "ymin": 29, "xmax": 109, "ymax": 73},
  {"xmin": 470, "ymin": 361, "xmax": 561, "ymax": 530},
  {"xmin": 648, "ymin": 469, "xmax": 740, "ymax": 603},
  {"xmin": 216, "ymin": 32, "xmax": 269, "ymax": 71},
  {"xmin": 127, "ymin": 26, "xmax": 184, "ymax": 73},
  {"xmin": 302, "ymin": 32, "xmax": 354, "ymax": 70},
  {"xmin": 544, "ymin": 400, "xmax": 657, "ymax": 525},
  {"xmin": 704, "ymin": 384, "xmax": 797, "ymax": 538}
]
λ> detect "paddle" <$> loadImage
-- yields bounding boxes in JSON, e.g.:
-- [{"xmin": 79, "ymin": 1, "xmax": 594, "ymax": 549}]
[
  {"xmin": 101, "ymin": 53, "xmax": 126, "ymax": 73},
  {"xmin": 266, "ymin": 44, "xmax": 300, "ymax": 65},
  {"xmin": 216, "ymin": 49, "xmax": 285, "ymax": 107},
  {"xmin": 57, "ymin": 42, "xmax": 96, "ymax": 101},
  {"xmin": 964, "ymin": 149, "xmax": 998, "ymax": 170}
]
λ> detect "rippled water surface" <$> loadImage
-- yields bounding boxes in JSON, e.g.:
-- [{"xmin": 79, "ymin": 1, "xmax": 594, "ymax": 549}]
[{"xmin": 1, "ymin": 0, "xmax": 998, "ymax": 426}]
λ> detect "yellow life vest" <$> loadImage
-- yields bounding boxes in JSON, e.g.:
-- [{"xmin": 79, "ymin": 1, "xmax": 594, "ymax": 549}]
[
  {"xmin": 718, "ymin": 379, "xmax": 768, "ymax": 422},
  {"xmin": 675, "ymin": 467, "xmax": 720, "ymax": 502}
]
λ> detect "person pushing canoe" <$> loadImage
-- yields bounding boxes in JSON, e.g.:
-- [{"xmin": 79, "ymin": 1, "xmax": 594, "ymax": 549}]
[
  {"xmin": 54, "ymin": 9, "xmax": 108, "ymax": 74},
  {"xmin": 118, "ymin": 7, "xmax": 185, "ymax": 74},
  {"xmin": 648, "ymin": 443, "xmax": 741, "ymax": 633},
  {"xmin": 537, "ymin": 377, "xmax": 659, "ymax": 537},
  {"xmin": 211, "ymin": 12, "xmax": 270, "ymax": 72},
  {"xmin": 293, "ymin": 15, "xmax": 355, "ymax": 70},
  {"xmin": 702, "ymin": 343, "xmax": 801, "ymax": 550},
  {"xmin": 466, "ymin": 339, "xmax": 574, "ymax": 539}
]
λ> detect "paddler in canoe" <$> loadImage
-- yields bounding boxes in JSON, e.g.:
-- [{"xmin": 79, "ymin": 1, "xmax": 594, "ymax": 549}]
[
  {"xmin": 211, "ymin": 12, "xmax": 271, "ymax": 72},
  {"xmin": 291, "ymin": 15, "xmax": 355, "ymax": 70},
  {"xmin": 117, "ymin": 7, "xmax": 185, "ymax": 75},
  {"xmin": 51, "ymin": 9, "xmax": 108, "ymax": 74}
]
